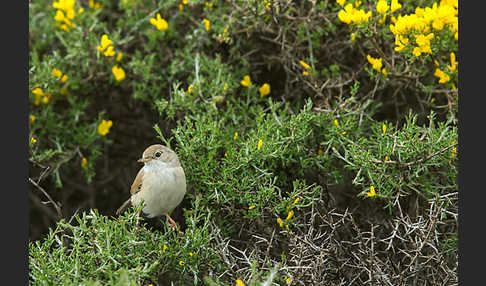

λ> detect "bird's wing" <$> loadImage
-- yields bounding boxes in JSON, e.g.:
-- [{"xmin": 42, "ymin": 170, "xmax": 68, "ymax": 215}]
[{"xmin": 130, "ymin": 167, "xmax": 144, "ymax": 195}]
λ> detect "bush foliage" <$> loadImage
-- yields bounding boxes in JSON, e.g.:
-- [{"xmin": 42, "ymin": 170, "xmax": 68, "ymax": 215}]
[{"xmin": 29, "ymin": 0, "xmax": 458, "ymax": 285}]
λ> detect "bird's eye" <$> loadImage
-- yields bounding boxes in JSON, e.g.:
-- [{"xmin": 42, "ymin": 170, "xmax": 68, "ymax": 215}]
[{"xmin": 155, "ymin": 151, "xmax": 162, "ymax": 158}]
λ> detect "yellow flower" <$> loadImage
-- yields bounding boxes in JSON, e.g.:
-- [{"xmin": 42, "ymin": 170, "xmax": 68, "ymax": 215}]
[
  {"xmin": 302, "ymin": 71, "xmax": 309, "ymax": 76},
  {"xmin": 336, "ymin": 0, "xmax": 346, "ymax": 6},
  {"xmin": 187, "ymin": 85, "xmax": 194, "ymax": 94},
  {"xmin": 30, "ymin": 115, "xmax": 36, "ymax": 124},
  {"xmin": 338, "ymin": 3, "xmax": 372, "ymax": 24},
  {"xmin": 240, "ymin": 75, "xmax": 251, "ymax": 87},
  {"xmin": 367, "ymin": 185, "xmax": 376, "ymax": 197},
  {"xmin": 179, "ymin": 260, "xmax": 184, "ymax": 266},
  {"xmin": 116, "ymin": 52, "xmax": 124, "ymax": 62},
  {"xmin": 236, "ymin": 279, "xmax": 245, "ymax": 286},
  {"xmin": 376, "ymin": 0, "xmax": 389, "ymax": 15},
  {"xmin": 334, "ymin": 119, "xmax": 339, "ymax": 127},
  {"xmin": 103, "ymin": 46, "xmax": 115, "ymax": 57},
  {"xmin": 258, "ymin": 83, "xmax": 271, "ymax": 97},
  {"xmin": 366, "ymin": 55, "xmax": 383, "ymax": 71},
  {"xmin": 81, "ymin": 157, "xmax": 88, "ymax": 168},
  {"xmin": 350, "ymin": 32, "xmax": 357, "ymax": 42},
  {"xmin": 382, "ymin": 124, "xmax": 387, "ymax": 135},
  {"xmin": 434, "ymin": 68, "xmax": 450, "ymax": 84},
  {"xmin": 61, "ymin": 74, "xmax": 68, "ymax": 83},
  {"xmin": 150, "ymin": 13, "xmax": 168, "ymax": 31},
  {"xmin": 385, "ymin": 155, "xmax": 389, "ymax": 161},
  {"xmin": 257, "ymin": 139, "xmax": 263, "ymax": 151},
  {"xmin": 277, "ymin": 217, "xmax": 283, "ymax": 227},
  {"xmin": 451, "ymin": 147, "xmax": 457, "ymax": 159},
  {"xmin": 163, "ymin": 244, "xmax": 168, "ymax": 253},
  {"xmin": 413, "ymin": 33, "xmax": 434, "ymax": 56},
  {"xmin": 52, "ymin": 68, "xmax": 63, "ymax": 78},
  {"xmin": 179, "ymin": 4, "xmax": 184, "ymax": 11},
  {"xmin": 300, "ymin": 60, "xmax": 311, "ymax": 70},
  {"xmin": 97, "ymin": 34, "xmax": 112, "ymax": 52},
  {"xmin": 390, "ymin": 0, "xmax": 402, "ymax": 13},
  {"xmin": 78, "ymin": 8, "xmax": 84, "ymax": 14},
  {"xmin": 286, "ymin": 210, "xmax": 294, "ymax": 220},
  {"xmin": 97, "ymin": 119, "xmax": 113, "ymax": 136},
  {"xmin": 53, "ymin": 0, "xmax": 75, "ymax": 11},
  {"xmin": 203, "ymin": 19, "xmax": 210, "ymax": 31},
  {"xmin": 32, "ymin": 88, "xmax": 45, "ymax": 105},
  {"xmin": 292, "ymin": 197, "xmax": 300, "ymax": 205},
  {"xmin": 233, "ymin": 131, "xmax": 238, "ymax": 141},
  {"xmin": 248, "ymin": 205, "xmax": 255, "ymax": 210},
  {"xmin": 183, "ymin": 0, "xmax": 188, "ymax": 4},
  {"xmin": 30, "ymin": 137, "xmax": 37, "ymax": 144},
  {"xmin": 189, "ymin": 252, "xmax": 194, "ymax": 256},
  {"xmin": 112, "ymin": 65, "xmax": 126, "ymax": 82},
  {"xmin": 381, "ymin": 68, "xmax": 387, "ymax": 76},
  {"xmin": 448, "ymin": 52, "xmax": 457, "ymax": 72}
]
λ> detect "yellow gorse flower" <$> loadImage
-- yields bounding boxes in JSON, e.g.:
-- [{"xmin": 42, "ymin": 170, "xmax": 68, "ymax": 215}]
[
  {"xmin": 366, "ymin": 55, "xmax": 383, "ymax": 71},
  {"xmin": 30, "ymin": 137, "xmax": 37, "ymax": 144},
  {"xmin": 97, "ymin": 34, "xmax": 113, "ymax": 53},
  {"xmin": 233, "ymin": 131, "xmax": 238, "ymax": 141},
  {"xmin": 376, "ymin": 0, "xmax": 389, "ymax": 15},
  {"xmin": 448, "ymin": 52, "xmax": 457, "ymax": 71},
  {"xmin": 97, "ymin": 119, "xmax": 113, "ymax": 136},
  {"xmin": 389, "ymin": 1, "xmax": 458, "ymax": 52},
  {"xmin": 337, "ymin": 3, "xmax": 372, "ymax": 24},
  {"xmin": 81, "ymin": 157, "xmax": 88, "ymax": 168},
  {"xmin": 434, "ymin": 68, "xmax": 450, "ymax": 84},
  {"xmin": 257, "ymin": 139, "xmax": 263, "ymax": 151},
  {"xmin": 89, "ymin": 0, "xmax": 103, "ymax": 9},
  {"xmin": 258, "ymin": 83, "xmax": 271, "ymax": 97},
  {"xmin": 116, "ymin": 52, "xmax": 124, "ymax": 62},
  {"xmin": 53, "ymin": 0, "xmax": 77, "ymax": 30},
  {"xmin": 412, "ymin": 33, "xmax": 434, "ymax": 57},
  {"xmin": 336, "ymin": 0, "xmax": 346, "ymax": 6},
  {"xmin": 32, "ymin": 88, "xmax": 50, "ymax": 105},
  {"xmin": 203, "ymin": 19, "xmax": 210, "ymax": 31},
  {"xmin": 277, "ymin": 217, "xmax": 284, "ymax": 227},
  {"xmin": 30, "ymin": 115, "xmax": 36, "ymax": 124},
  {"xmin": 248, "ymin": 205, "xmax": 255, "ymax": 210},
  {"xmin": 112, "ymin": 65, "xmax": 126, "ymax": 82},
  {"xmin": 382, "ymin": 124, "xmax": 387, "ymax": 135},
  {"xmin": 240, "ymin": 75, "xmax": 251, "ymax": 87},
  {"xmin": 390, "ymin": 0, "xmax": 402, "ymax": 13},
  {"xmin": 150, "ymin": 13, "xmax": 168, "ymax": 31},
  {"xmin": 286, "ymin": 210, "xmax": 294, "ymax": 220},
  {"xmin": 236, "ymin": 279, "xmax": 246, "ymax": 286},
  {"xmin": 367, "ymin": 185, "xmax": 376, "ymax": 197},
  {"xmin": 52, "ymin": 68, "xmax": 63, "ymax": 78},
  {"xmin": 300, "ymin": 60, "xmax": 311, "ymax": 70},
  {"xmin": 163, "ymin": 244, "xmax": 168, "ymax": 253}
]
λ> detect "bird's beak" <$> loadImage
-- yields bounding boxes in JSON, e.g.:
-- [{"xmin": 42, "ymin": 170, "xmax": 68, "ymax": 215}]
[{"xmin": 138, "ymin": 157, "xmax": 152, "ymax": 163}]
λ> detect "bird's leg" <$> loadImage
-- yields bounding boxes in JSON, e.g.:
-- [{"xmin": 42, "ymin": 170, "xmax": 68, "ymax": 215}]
[
  {"xmin": 165, "ymin": 214, "xmax": 178, "ymax": 230},
  {"xmin": 165, "ymin": 214, "xmax": 183, "ymax": 236}
]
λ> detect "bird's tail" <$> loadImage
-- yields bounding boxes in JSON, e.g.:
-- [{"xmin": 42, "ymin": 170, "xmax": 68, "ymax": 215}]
[{"xmin": 116, "ymin": 198, "xmax": 132, "ymax": 215}]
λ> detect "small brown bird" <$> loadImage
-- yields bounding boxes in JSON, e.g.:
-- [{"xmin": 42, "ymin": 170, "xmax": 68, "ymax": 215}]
[{"xmin": 116, "ymin": 144, "xmax": 186, "ymax": 230}]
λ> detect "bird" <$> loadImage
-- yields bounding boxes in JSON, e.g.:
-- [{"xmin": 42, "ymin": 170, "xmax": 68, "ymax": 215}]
[{"xmin": 116, "ymin": 144, "xmax": 186, "ymax": 231}]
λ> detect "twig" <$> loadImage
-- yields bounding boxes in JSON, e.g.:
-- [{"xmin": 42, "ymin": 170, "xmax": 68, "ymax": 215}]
[{"xmin": 29, "ymin": 178, "xmax": 62, "ymax": 219}]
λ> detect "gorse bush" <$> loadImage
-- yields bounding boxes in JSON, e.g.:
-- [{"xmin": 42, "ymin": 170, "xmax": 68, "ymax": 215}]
[{"xmin": 29, "ymin": 0, "xmax": 458, "ymax": 285}]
